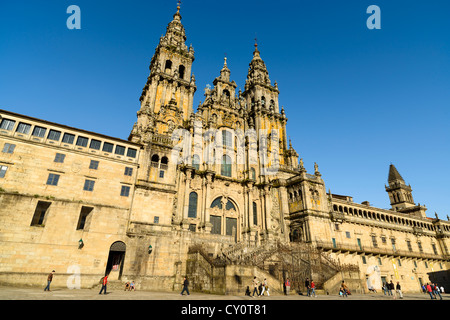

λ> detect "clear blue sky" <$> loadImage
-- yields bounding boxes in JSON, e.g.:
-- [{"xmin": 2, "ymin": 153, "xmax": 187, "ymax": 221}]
[{"xmin": 1, "ymin": 1, "xmax": 449, "ymax": 220}]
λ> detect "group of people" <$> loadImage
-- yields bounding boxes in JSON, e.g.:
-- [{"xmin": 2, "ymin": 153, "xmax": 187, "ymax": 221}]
[
  {"xmin": 246, "ymin": 277, "xmax": 270, "ymax": 297},
  {"xmin": 381, "ymin": 280, "xmax": 403, "ymax": 298},
  {"xmin": 422, "ymin": 283, "xmax": 444, "ymax": 300},
  {"xmin": 124, "ymin": 281, "xmax": 136, "ymax": 291},
  {"xmin": 304, "ymin": 278, "xmax": 317, "ymax": 297}
]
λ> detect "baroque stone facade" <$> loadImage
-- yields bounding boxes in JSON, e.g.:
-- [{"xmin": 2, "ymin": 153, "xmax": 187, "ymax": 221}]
[{"xmin": 0, "ymin": 4, "xmax": 449, "ymax": 294}]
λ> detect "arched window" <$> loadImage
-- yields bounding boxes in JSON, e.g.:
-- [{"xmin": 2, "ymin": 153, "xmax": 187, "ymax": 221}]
[
  {"xmin": 221, "ymin": 155, "xmax": 232, "ymax": 177},
  {"xmin": 250, "ymin": 167, "xmax": 256, "ymax": 180},
  {"xmin": 226, "ymin": 200, "xmax": 236, "ymax": 211},
  {"xmin": 151, "ymin": 154, "xmax": 159, "ymax": 168},
  {"xmin": 253, "ymin": 202, "xmax": 257, "ymax": 225},
  {"xmin": 192, "ymin": 154, "xmax": 200, "ymax": 170},
  {"xmin": 160, "ymin": 156, "xmax": 169, "ymax": 169},
  {"xmin": 211, "ymin": 197, "xmax": 222, "ymax": 209},
  {"xmin": 178, "ymin": 65, "xmax": 185, "ymax": 79},
  {"xmin": 188, "ymin": 192, "xmax": 198, "ymax": 218},
  {"xmin": 164, "ymin": 60, "xmax": 172, "ymax": 71},
  {"xmin": 223, "ymin": 89, "xmax": 230, "ymax": 98}
]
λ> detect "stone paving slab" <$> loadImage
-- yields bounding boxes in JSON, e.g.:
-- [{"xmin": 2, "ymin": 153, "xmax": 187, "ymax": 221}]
[{"xmin": 0, "ymin": 285, "xmax": 447, "ymax": 301}]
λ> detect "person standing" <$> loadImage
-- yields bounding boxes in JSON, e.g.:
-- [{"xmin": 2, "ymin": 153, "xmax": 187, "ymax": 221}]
[
  {"xmin": 305, "ymin": 278, "xmax": 310, "ymax": 296},
  {"xmin": 180, "ymin": 277, "xmax": 190, "ymax": 296},
  {"xmin": 44, "ymin": 270, "xmax": 55, "ymax": 291},
  {"xmin": 99, "ymin": 274, "xmax": 108, "ymax": 294},
  {"xmin": 285, "ymin": 278, "xmax": 291, "ymax": 296},
  {"xmin": 388, "ymin": 280, "xmax": 394, "ymax": 296}
]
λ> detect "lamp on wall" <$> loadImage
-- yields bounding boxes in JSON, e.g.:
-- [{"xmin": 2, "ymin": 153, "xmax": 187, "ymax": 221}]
[
  {"xmin": 148, "ymin": 245, "xmax": 153, "ymax": 254},
  {"xmin": 78, "ymin": 239, "xmax": 84, "ymax": 249}
]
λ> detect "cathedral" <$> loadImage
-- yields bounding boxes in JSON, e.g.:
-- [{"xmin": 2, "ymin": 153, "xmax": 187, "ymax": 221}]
[{"xmin": 0, "ymin": 4, "xmax": 449, "ymax": 294}]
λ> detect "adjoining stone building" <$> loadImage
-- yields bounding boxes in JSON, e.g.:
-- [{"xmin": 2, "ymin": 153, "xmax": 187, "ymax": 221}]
[{"xmin": 1, "ymin": 4, "xmax": 449, "ymax": 294}]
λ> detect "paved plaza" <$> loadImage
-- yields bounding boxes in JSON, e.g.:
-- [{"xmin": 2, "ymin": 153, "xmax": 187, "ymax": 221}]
[{"xmin": 0, "ymin": 285, "xmax": 447, "ymax": 301}]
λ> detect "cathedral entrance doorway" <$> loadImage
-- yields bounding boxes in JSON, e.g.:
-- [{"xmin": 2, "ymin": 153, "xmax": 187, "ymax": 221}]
[{"xmin": 105, "ymin": 241, "xmax": 126, "ymax": 280}]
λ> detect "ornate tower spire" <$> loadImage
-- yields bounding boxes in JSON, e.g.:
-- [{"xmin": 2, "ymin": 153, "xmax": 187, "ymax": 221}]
[
  {"xmin": 131, "ymin": 2, "xmax": 196, "ymax": 143},
  {"xmin": 385, "ymin": 164, "xmax": 415, "ymax": 210}
]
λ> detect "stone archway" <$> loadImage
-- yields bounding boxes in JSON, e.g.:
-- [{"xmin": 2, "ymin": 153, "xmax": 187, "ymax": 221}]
[{"xmin": 105, "ymin": 241, "xmax": 126, "ymax": 280}]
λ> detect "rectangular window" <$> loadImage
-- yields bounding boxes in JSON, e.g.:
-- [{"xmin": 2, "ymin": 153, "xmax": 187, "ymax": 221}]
[
  {"xmin": 120, "ymin": 185, "xmax": 130, "ymax": 197},
  {"xmin": 16, "ymin": 122, "xmax": 31, "ymax": 134},
  {"xmin": 371, "ymin": 235, "xmax": 378, "ymax": 248},
  {"xmin": 32, "ymin": 126, "xmax": 47, "ymax": 138},
  {"xmin": 102, "ymin": 142, "xmax": 114, "ymax": 153},
  {"xmin": 89, "ymin": 139, "xmax": 101, "ymax": 150},
  {"xmin": 47, "ymin": 130, "xmax": 61, "ymax": 141},
  {"xmin": 76, "ymin": 136, "xmax": 89, "ymax": 147},
  {"xmin": 154, "ymin": 216, "xmax": 160, "ymax": 224},
  {"xmin": 378, "ymin": 258, "xmax": 382, "ymax": 265},
  {"xmin": 418, "ymin": 241, "xmax": 423, "ymax": 252},
  {"xmin": 54, "ymin": 153, "xmax": 65, "ymax": 163},
  {"xmin": 222, "ymin": 130, "xmax": 232, "ymax": 147},
  {"xmin": 432, "ymin": 244, "xmax": 438, "ymax": 255},
  {"xmin": 210, "ymin": 215, "xmax": 221, "ymax": 235},
  {"xmin": 0, "ymin": 119, "xmax": 16, "ymax": 131},
  {"xmin": 126, "ymin": 148, "xmax": 137, "ymax": 158},
  {"xmin": 83, "ymin": 179, "xmax": 95, "ymax": 191},
  {"xmin": 159, "ymin": 170, "xmax": 165, "ymax": 178},
  {"xmin": 124, "ymin": 167, "xmax": 133, "ymax": 176},
  {"xmin": 362, "ymin": 256, "xmax": 367, "ymax": 264},
  {"xmin": 77, "ymin": 206, "xmax": 93, "ymax": 230},
  {"xmin": 381, "ymin": 236, "xmax": 387, "ymax": 244},
  {"xmin": 391, "ymin": 238, "xmax": 396, "ymax": 251},
  {"xmin": 357, "ymin": 238, "xmax": 362, "ymax": 251},
  {"xmin": 253, "ymin": 202, "xmax": 258, "ymax": 226},
  {"xmin": 406, "ymin": 240, "xmax": 413, "ymax": 252},
  {"xmin": 115, "ymin": 145, "xmax": 125, "ymax": 155},
  {"xmin": 89, "ymin": 160, "xmax": 99, "ymax": 170},
  {"xmin": 397, "ymin": 259, "xmax": 402, "ymax": 267},
  {"xmin": 332, "ymin": 238, "xmax": 337, "ymax": 248},
  {"xmin": 346, "ymin": 231, "xmax": 351, "ymax": 239},
  {"xmin": 30, "ymin": 201, "xmax": 51, "ymax": 226},
  {"xmin": 2, "ymin": 143, "xmax": 15, "ymax": 154},
  {"xmin": 189, "ymin": 224, "xmax": 196, "ymax": 232},
  {"xmin": 46, "ymin": 173, "xmax": 60, "ymax": 186},
  {"xmin": 62, "ymin": 133, "xmax": 75, "ymax": 144},
  {"xmin": 0, "ymin": 165, "xmax": 8, "ymax": 178}
]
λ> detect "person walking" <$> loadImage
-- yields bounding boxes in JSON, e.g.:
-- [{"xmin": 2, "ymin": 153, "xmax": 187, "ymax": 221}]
[
  {"xmin": 260, "ymin": 278, "xmax": 268, "ymax": 296},
  {"xmin": 180, "ymin": 276, "xmax": 190, "ymax": 296},
  {"xmin": 340, "ymin": 281, "xmax": 348, "ymax": 297},
  {"xmin": 310, "ymin": 280, "xmax": 317, "ymax": 297},
  {"xmin": 44, "ymin": 270, "xmax": 55, "ymax": 291},
  {"xmin": 426, "ymin": 283, "xmax": 435, "ymax": 299},
  {"xmin": 99, "ymin": 274, "xmax": 108, "ymax": 295},
  {"xmin": 433, "ymin": 283, "xmax": 442, "ymax": 300},
  {"xmin": 285, "ymin": 278, "xmax": 291, "ymax": 296},
  {"xmin": 382, "ymin": 282, "xmax": 387, "ymax": 295},
  {"xmin": 305, "ymin": 278, "xmax": 310, "ymax": 296},
  {"xmin": 395, "ymin": 282, "xmax": 403, "ymax": 299},
  {"xmin": 252, "ymin": 277, "xmax": 259, "ymax": 297}
]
